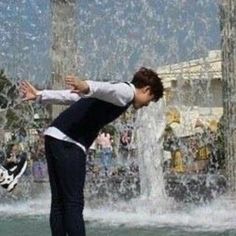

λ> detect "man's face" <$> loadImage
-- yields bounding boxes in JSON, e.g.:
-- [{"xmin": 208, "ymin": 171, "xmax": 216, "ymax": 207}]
[
  {"xmin": 11, "ymin": 145, "xmax": 19, "ymax": 155},
  {"xmin": 133, "ymin": 86, "xmax": 156, "ymax": 109}
]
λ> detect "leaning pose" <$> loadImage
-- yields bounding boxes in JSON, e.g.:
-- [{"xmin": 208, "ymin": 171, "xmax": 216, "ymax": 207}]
[{"xmin": 19, "ymin": 67, "xmax": 164, "ymax": 236}]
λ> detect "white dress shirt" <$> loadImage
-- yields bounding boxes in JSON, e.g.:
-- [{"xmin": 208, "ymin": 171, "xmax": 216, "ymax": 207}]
[{"xmin": 39, "ymin": 81, "xmax": 135, "ymax": 152}]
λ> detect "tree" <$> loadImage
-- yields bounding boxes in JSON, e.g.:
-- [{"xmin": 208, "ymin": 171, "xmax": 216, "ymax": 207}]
[
  {"xmin": 50, "ymin": 0, "xmax": 78, "ymax": 118},
  {"xmin": 220, "ymin": 1, "xmax": 236, "ymax": 192},
  {"xmin": 0, "ymin": 70, "xmax": 34, "ymax": 131}
]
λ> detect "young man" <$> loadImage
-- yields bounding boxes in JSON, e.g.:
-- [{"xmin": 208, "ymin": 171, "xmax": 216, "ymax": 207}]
[{"xmin": 20, "ymin": 67, "xmax": 164, "ymax": 236}]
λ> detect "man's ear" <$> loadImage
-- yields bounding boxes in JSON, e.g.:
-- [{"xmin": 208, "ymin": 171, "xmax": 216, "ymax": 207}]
[{"xmin": 142, "ymin": 86, "xmax": 151, "ymax": 93}]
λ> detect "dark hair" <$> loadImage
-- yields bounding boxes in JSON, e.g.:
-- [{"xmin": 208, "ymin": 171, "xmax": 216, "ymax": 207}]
[
  {"xmin": 6, "ymin": 143, "xmax": 16, "ymax": 159},
  {"xmin": 131, "ymin": 67, "xmax": 164, "ymax": 101}
]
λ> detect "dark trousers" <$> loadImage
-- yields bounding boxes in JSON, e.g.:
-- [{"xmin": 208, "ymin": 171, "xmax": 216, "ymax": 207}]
[{"xmin": 45, "ymin": 136, "xmax": 86, "ymax": 236}]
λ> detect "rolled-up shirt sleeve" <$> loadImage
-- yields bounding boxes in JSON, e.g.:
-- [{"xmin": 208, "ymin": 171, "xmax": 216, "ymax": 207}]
[
  {"xmin": 38, "ymin": 90, "xmax": 80, "ymax": 105},
  {"xmin": 82, "ymin": 81, "xmax": 135, "ymax": 106}
]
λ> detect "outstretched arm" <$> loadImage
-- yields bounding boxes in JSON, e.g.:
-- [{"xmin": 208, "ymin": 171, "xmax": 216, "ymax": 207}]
[
  {"xmin": 65, "ymin": 76, "xmax": 135, "ymax": 106},
  {"xmin": 20, "ymin": 81, "xmax": 80, "ymax": 105}
]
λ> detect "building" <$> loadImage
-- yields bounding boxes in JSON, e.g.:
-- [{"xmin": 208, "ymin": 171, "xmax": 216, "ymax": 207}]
[{"xmin": 159, "ymin": 50, "xmax": 223, "ymax": 136}]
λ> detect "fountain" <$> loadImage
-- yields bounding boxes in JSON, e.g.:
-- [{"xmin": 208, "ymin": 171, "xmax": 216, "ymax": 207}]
[
  {"xmin": 136, "ymin": 99, "xmax": 166, "ymax": 199},
  {"xmin": 0, "ymin": 1, "xmax": 236, "ymax": 236}
]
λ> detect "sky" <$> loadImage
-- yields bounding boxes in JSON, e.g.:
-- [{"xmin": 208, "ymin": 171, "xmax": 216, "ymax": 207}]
[{"xmin": 0, "ymin": 0, "xmax": 220, "ymax": 84}]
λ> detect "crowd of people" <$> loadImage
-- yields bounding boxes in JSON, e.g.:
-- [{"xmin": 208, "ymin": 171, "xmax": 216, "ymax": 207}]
[
  {"xmin": 163, "ymin": 110, "xmax": 224, "ymax": 174},
  {"xmin": 0, "ymin": 123, "xmax": 137, "ymax": 188},
  {"xmin": 0, "ymin": 112, "xmax": 224, "ymax": 191},
  {"xmin": 0, "ymin": 108, "xmax": 224, "ymax": 193}
]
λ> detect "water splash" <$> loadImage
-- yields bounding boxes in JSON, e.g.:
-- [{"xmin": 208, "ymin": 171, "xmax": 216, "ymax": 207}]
[
  {"xmin": 0, "ymin": 193, "xmax": 236, "ymax": 232},
  {"xmin": 136, "ymin": 99, "xmax": 166, "ymax": 198},
  {"xmin": 0, "ymin": 0, "xmax": 235, "ymax": 234}
]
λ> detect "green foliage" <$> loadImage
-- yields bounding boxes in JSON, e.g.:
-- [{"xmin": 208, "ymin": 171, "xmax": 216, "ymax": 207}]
[
  {"xmin": 0, "ymin": 69, "xmax": 11, "ymax": 91},
  {"xmin": 0, "ymin": 70, "xmax": 35, "ymax": 131}
]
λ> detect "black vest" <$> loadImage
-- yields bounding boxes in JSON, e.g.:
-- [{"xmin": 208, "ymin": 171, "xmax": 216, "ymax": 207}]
[{"xmin": 51, "ymin": 97, "xmax": 131, "ymax": 150}]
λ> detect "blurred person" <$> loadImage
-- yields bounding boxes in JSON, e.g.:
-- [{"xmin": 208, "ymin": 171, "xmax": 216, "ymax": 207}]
[
  {"xmin": 0, "ymin": 143, "xmax": 27, "ymax": 192},
  {"xmin": 97, "ymin": 131, "xmax": 113, "ymax": 175}
]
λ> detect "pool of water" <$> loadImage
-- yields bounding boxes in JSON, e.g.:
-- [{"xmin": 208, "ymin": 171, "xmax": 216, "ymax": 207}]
[
  {"xmin": 0, "ymin": 192, "xmax": 236, "ymax": 236},
  {"xmin": 0, "ymin": 215, "xmax": 236, "ymax": 236}
]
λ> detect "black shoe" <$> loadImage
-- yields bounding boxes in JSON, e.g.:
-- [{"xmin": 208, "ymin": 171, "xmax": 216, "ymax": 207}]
[{"xmin": 0, "ymin": 155, "xmax": 27, "ymax": 192}]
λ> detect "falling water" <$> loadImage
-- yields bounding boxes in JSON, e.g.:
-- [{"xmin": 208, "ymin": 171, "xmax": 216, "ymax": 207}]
[
  {"xmin": 136, "ymin": 99, "xmax": 166, "ymax": 199},
  {"xmin": 0, "ymin": 1, "xmax": 236, "ymax": 235}
]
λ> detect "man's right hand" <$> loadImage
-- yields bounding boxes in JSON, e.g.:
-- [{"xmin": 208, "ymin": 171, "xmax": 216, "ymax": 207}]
[
  {"xmin": 20, "ymin": 81, "xmax": 39, "ymax": 101},
  {"xmin": 65, "ymin": 75, "xmax": 90, "ymax": 95}
]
